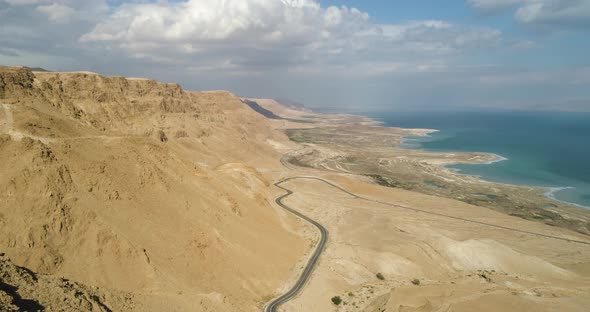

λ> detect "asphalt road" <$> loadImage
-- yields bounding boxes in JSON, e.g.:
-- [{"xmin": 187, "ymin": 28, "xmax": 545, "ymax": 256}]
[
  {"xmin": 264, "ymin": 175, "xmax": 590, "ymax": 311},
  {"xmin": 264, "ymin": 177, "xmax": 341, "ymax": 312}
]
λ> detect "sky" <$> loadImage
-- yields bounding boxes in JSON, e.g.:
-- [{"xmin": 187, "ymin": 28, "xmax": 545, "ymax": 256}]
[{"xmin": 1, "ymin": 0, "xmax": 589, "ymax": 112}]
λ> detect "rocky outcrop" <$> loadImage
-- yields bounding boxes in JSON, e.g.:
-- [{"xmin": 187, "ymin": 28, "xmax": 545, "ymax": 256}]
[
  {"xmin": 0, "ymin": 67, "xmax": 35, "ymax": 99},
  {"xmin": 0, "ymin": 254, "xmax": 117, "ymax": 312}
]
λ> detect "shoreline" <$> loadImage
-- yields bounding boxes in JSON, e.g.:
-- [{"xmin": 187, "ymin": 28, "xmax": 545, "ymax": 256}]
[
  {"xmin": 545, "ymin": 187, "xmax": 590, "ymax": 210},
  {"xmin": 480, "ymin": 154, "xmax": 508, "ymax": 165},
  {"xmin": 279, "ymin": 108, "xmax": 590, "ymax": 235},
  {"xmin": 392, "ymin": 123, "xmax": 588, "ymax": 210}
]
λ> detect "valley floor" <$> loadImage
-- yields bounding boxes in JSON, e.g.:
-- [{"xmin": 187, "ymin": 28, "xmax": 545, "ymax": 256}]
[{"xmin": 256, "ymin": 99, "xmax": 590, "ymax": 312}]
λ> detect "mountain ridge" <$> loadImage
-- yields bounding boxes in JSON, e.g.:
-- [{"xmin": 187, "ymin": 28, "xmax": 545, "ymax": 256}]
[{"xmin": 0, "ymin": 66, "xmax": 307, "ymax": 311}]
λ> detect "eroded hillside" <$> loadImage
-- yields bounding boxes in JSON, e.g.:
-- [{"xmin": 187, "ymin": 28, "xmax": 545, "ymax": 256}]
[{"xmin": 0, "ymin": 67, "xmax": 306, "ymax": 311}]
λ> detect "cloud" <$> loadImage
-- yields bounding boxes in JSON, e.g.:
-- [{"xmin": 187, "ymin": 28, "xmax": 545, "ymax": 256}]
[
  {"xmin": 475, "ymin": 66, "xmax": 590, "ymax": 85},
  {"xmin": 3, "ymin": 0, "xmax": 44, "ymax": 5},
  {"xmin": 2, "ymin": 0, "xmax": 109, "ymax": 21},
  {"xmin": 2, "ymin": 0, "xmax": 585, "ymax": 111},
  {"xmin": 515, "ymin": 0, "xmax": 590, "ymax": 28},
  {"xmin": 81, "ymin": 1, "xmax": 367, "ymax": 47},
  {"xmin": 468, "ymin": 0, "xmax": 590, "ymax": 29},
  {"xmin": 0, "ymin": 47, "xmax": 20, "ymax": 57},
  {"xmin": 0, "ymin": 0, "xmax": 110, "ymax": 69},
  {"xmin": 80, "ymin": 0, "xmax": 507, "ymax": 75},
  {"xmin": 36, "ymin": 3, "xmax": 75, "ymax": 22}
]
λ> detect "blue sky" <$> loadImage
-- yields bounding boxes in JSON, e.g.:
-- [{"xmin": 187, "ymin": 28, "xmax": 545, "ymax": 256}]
[
  {"xmin": 323, "ymin": 0, "xmax": 474, "ymax": 22},
  {"xmin": 1, "ymin": 0, "xmax": 589, "ymax": 111},
  {"xmin": 329, "ymin": 0, "xmax": 589, "ymax": 67}
]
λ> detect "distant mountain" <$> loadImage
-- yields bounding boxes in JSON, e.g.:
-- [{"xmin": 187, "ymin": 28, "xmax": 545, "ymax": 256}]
[
  {"xmin": 242, "ymin": 99, "xmax": 284, "ymax": 119},
  {"xmin": 274, "ymin": 98, "xmax": 310, "ymax": 112},
  {"xmin": 23, "ymin": 66, "xmax": 50, "ymax": 72}
]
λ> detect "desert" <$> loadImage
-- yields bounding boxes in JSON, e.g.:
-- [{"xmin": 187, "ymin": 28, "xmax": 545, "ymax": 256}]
[
  {"xmin": 1, "ymin": 67, "xmax": 590, "ymax": 311},
  {"xmin": 3, "ymin": 1, "xmax": 590, "ymax": 311}
]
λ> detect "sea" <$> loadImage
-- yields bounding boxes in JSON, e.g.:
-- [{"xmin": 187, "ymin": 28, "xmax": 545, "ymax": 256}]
[{"xmin": 364, "ymin": 111, "xmax": 590, "ymax": 209}]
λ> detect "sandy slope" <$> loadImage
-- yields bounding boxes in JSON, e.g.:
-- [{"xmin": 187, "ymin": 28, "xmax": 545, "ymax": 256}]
[{"xmin": 0, "ymin": 66, "xmax": 308, "ymax": 311}]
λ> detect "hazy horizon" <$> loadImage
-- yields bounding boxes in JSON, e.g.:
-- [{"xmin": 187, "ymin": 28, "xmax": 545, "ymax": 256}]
[{"xmin": 1, "ymin": 0, "xmax": 589, "ymax": 112}]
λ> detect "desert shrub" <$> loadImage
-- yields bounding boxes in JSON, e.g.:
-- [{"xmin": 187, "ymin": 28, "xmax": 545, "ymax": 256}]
[
  {"xmin": 331, "ymin": 296, "xmax": 342, "ymax": 305},
  {"xmin": 376, "ymin": 273, "xmax": 385, "ymax": 280},
  {"xmin": 411, "ymin": 279, "xmax": 420, "ymax": 285},
  {"xmin": 158, "ymin": 130, "xmax": 168, "ymax": 143}
]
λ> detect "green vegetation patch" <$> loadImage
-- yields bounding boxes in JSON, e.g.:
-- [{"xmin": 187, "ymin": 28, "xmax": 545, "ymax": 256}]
[
  {"xmin": 285, "ymin": 129, "xmax": 317, "ymax": 143},
  {"xmin": 285, "ymin": 118, "xmax": 316, "ymax": 124},
  {"xmin": 331, "ymin": 296, "xmax": 342, "ymax": 305},
  {"xmin": 473, "ymin": 192, "xmax": 499, "ymax": 200},
  {"xmin": 365, "ymin": 174, "xmax": 415, "ymax": 190},
  {"xmin": 424, "ymin": 180, "xmax": 447, "ymax": 189}
]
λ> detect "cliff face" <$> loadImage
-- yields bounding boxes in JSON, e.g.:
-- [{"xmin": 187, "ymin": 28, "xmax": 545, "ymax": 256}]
[
  {"xmin": 0, "ymin": 254, "xmax": 119, "ymax": 312},
  {"xmin": 2, "ymin": 68, "xmax": 244, "ymax": 134},
  {"xmin": 0, "ymin": 67, "xmax": 305, "ymax": 311}
]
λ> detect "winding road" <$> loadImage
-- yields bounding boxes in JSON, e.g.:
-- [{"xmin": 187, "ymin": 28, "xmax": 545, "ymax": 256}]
[
  {"xmin": 264, "ymin": 177, "xmax": 333, "ymax": 312},
  {"xmin": 264, "ymin": 174, "xmax": 590, "ymax": 311}
]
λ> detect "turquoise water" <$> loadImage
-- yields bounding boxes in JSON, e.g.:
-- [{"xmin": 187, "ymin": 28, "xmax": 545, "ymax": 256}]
[{"xmin": 365, "ymin": 111, "xmax": 590, "ymax": 208}]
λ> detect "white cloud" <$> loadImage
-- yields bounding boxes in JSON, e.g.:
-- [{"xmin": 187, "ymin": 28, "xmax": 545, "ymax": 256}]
[
  {"xmin": 5, "ymin": 0, "xmax": 584, "ymax": 111},
  {"xmin": 468, "ymin": 0, "xmax": 590, "ymax": 29},
  {"xmin": 3, "ymin": 1, "xmax": 109, "ymax": 23},
  {"xmin": 36, "ymin": 3, "xmax": 75, "ymax": 22},
  {"xmin": 80, "ymin": 0, "xmax": 506, "ymax": 75},
  {"xmin": 3, "ymin": 0, "xmax": 44, "ymax": 5},
  {"xmin": 515, "ymin": 0, "xmax": 590, "ymax": 28},
  {"xmin": 82, "ymin": 1, "xmax": 358, "ymax": 44}
]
